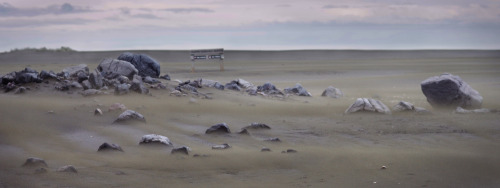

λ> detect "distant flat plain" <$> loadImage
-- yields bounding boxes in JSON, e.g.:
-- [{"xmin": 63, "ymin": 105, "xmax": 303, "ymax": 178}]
[{"xmin": 1, "ymin": 50, "xmax": 500, "ymax": 187}]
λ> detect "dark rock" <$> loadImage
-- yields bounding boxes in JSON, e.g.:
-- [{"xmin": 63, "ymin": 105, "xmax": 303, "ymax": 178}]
[
  {"xmin": 56, "ymin": 71, "xmax": 69, "ymax": 79},
  {"xmin": 39, "ymin": 70, "xmax": 58, "ymax": 80},
  {"xmin": 264, "ymin": 137, "xmax": 281, "ymax": 142},
  {"xmin": 205, "ymin": 123, "xmax": 231, "ymax": 134},
  {"xmin": 176, "ymin": 84, "xmax": 197, "ymax": 93},
  {"xmin": 321, "ymin": 86, "xmax": 343, "ymax": 98},
  {"xmin": 69, "ymin": 81, "xmax": 82, "ymax": 89},
  {"xmin": 94, "ymin": 108, "xmax": 103, "ymax": 116},
  {"xmin": 282, "ymin": 149, "xmax": 297, "ymax": 153},
  {"xmin": 202, "ymin": 79, "xmax": 224, "ymax": 90},
  {"xmin": 62, "ymin": 64, "xmax": 89, "ymax": 78},
  {"xmin": 160, "ymin": 74, "xmax": 170, "ymax": 80},
  {"xmin": 261, "ymin": 147, "xmax": 271, "ymax": 152},
  {"xmin": 393, "ymin": 101, "xmax": 415, "ymax": 112},
  {"xmin": 15, "ymin": 72, "xmax": 42, "ymax": 84},
  {"xmin": 1, "ymin": 72, "xmax": 16, "ymax": 85},
  {"xmin": 193, "ymin": 154, "xmax": 210, "ymax": 158},
  {"xmin": 256, "ymin": 82, "xmax": 283, "ymax": 95},
  {"xmin": 139, "ymin": 134, "xmax": 173, "ymax": 146},
  {"xmin": 212, "ymin": 143, "xmax": 231, "ymax": 150},
  {"xmin": 97, "ymin": 58, "xmax": 138, "ymax": 80},
  {"xmin": 421, "ymin": 73, "xmax": 482, "ymax": 109},
  {"xmin": 23, "ymin": 67, "xmax": 37, "ymax": 73},
  {"xmin": 57, "ymin": 165, "xmax": 77, "ymax": 173},
  {"xmin": 225, "ymin": 81, "xmax": 241, "ymax": 91},
  {"xmin": 150, "ymin": 83, "xmax": 167, "ymax": 90},
  {"xmin": 117, "ymin": 75, "xmax": 130, "ymax": 84},
  {"xmin": 143, "ymin": 76, "xmax": 160, "ymax": 84},
  {"xmin": 213, "ymin": 82, "xmax": 224, "ymax": 90},
  {"xmin": 113, "ymin": 110, "xmax": 146, "ymax": 124},
  {"xmin": 114, "ymin": 83, "xmax": 131, "ymax": 95},
  {"xmin": 55, "ymin": 82, "xmax": 70, "ymax": 91},
  {"xmin": 76, "ymin": 71, "xmax": 88, "ymax": 83},
  {"xmin": 130, "ymin": 76, "xmax": 149, "ymax": 94},
  {"xmin": 22, "ymin": 157, "xmax": 48, "ymax": 168},
  {"xmin": 284, "ymin": 83, "xmax": 311, "ymax": 96},
  {"xmin": 97, "ymin": 142, "xmax": 123, "ymax": 152},
  {"xmin": 117, "ymin": 52, "xmax": 161, "ymax": 78},
  {"xmin": 88, "ymin": 70, "xmax": 104, "ymax": 89},
  {"xmin": 237, "ymin": 129, "xmax": 250, "ymax": 135},
  {"xmin": 171, "ymin": 146, "xmax": 190, "ymax": 155},
  {"xmin": 243, "ymin": 122, "xmax": 271, "ymax": 130},
  {"xmin": 345, "ymin": 98, "xmax": 391, "ymax": 114},
  {"xmin": 4, "ymin": 82, "xmax": 16, "ymax": 92}
]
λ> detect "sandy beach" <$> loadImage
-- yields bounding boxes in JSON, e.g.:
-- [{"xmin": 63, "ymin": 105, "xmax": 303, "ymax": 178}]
[{"xmin": 1, "ymin": 50, "xmax": 500, "ymax": 187}]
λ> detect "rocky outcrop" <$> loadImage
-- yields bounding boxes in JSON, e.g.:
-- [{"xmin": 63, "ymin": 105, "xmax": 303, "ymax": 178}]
[
  {"xmin": 62, "ymin": 64, "xmax": 89, "ymax": 78},
  {"xmin": 117, "ymin": 52, "xmax": 161, "ymax": 78},
  {"xmin": 321, "ymin": 86, "xmax": 343, "ymax": 98},
  {"xmin": 97, "ymin": 58, "xmax": 138, "ymax": 80},
  {"xmin": 421, "ymin": 73, "xmax": 482, "ymax": 109},
  {"xmin": 113, "ymin": 110, "xmax": 146, "ymax": 124},
  {"xmin": 243, "ymin": 122, "xmax": 271, "ymax": 130},
  {"xmin": 284, "ymin": 83, "xmax": 312, "ymax": 96},
  {"xmin": 88, "ymin": 70, "xmax": 104, "ymax": 89},
  {"xmin": 345, "ymin": 98, "xmax": 391, "ymax": 114},
  {"xmin": 139, "ymin": 134, "xmax": 173, "ymax": 146},
  {"xmin": 205, "ymin": 123, "xmax": 231, "ymax": 134},
  {"xmin": 255, "ymin": 82, "xmax": 283, "ymax": 95},
  {"xmin": 97, "ymin": 142, "xmax": 123, "ymax": 152}
]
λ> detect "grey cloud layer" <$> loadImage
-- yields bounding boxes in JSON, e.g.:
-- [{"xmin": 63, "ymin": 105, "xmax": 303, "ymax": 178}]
[{"xmin": 0, "ymin": 3, "xmax": 92, "ymax": 17}]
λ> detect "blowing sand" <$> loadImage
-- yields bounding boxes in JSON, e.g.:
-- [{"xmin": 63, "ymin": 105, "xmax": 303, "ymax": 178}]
[{"xmin": 1, "ymin": 50, "xmax": 500, "ymax": 187}]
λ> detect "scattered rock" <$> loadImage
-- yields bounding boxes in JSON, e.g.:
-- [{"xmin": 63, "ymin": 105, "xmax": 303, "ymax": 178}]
[
  {"xmin": 193, "ymin": 154, "xmax": 210, "ymax": 158},
  {"xmin": 169, "ymin": 90, "xmax": 185, "ymax": 97},
  {"xmin": 62, "ymin": 64, "xmax": 89, "ymax": 78},
  {"xmin": 113, "ymin": 110, "xmax": 146, "ymax": 124},
  {"xmin": 117, "ymin": 52, "xmax": 161, "ymax": 78},
  {"xmin": 117, "ymin": 75, "xmax": 130, "ymax": 84},
  {"xmin": 243, "ymin": 122, "xmax": 271, "ymax": 130},
  {"xmin": 393, "ymin": 101, "xmax": 415, "ymax": 112},
  {"xmin": 264, "ymin": 137, "xmax": 281, "ymax": 142},
  {"xmin": 76, "ymin": 71, "xmax": 88, "ymax": 83},
  {"xmin": 4, "ymin": 82, "xmax": 16, "ymax": 92},
  {"xmin": 143, "ymin": 76, "xmax": 161, "ymax": 84},
  {"xmin": 201, "ymin": 79, "xmax": 224, "ymax": 90},
  {"xmin": 455, "ymin": 107, "xmax": 491, "ymax": 114},
  {"xmin": 97, "ymin": 58, "xmax": 139, "ymax": 80},
  {"xmin": 345, "ymin": 98, "xmax": 391, "ymax": 114},
  {"xmin": 114, "ymin": 83, "xmax": 130, "ymax": 95},
  {"xmin": 284, "ymin": 83, "xmax": 312, "ymax": 96},
  {"xmin": 79, "ymin": 89, "xmax": 106, "ymax": 97},
  {"xmin": 56, "ymin": 165, "xmax": 78, "ymax": 173},
  {"xmin": 15, "ymin": 72, "xmax": 42, "ymax": 84},
  {"xmin": 22, "ymin": 157, "xmax": 48, "ymax": 168},
  {"xmin": 225, "ymin": 81, "xmax": 241, "ymax": 91},
  {"xmin": 150, "ymin": 83, "xmax": 167, "ymax": 90},
  {"xmin": 205, "ymin": 123, "xmax": 231, "ymax": 134},
  {"xmin": 212, "ymin": 143, "xmax": 231, "ymax": 150},
  {"xmin": 282, "ymin": 149, "xmax": 297, "ymax": 153},
  {"xmin": 109, "ymin": 103, "xmax": 127, "ymax": 111},
  {"xmin": 69, "ymin": 81, "xmax": 83, "ymax": 89},
  {"xmin": 139, "ymin": 134, "xmax": 173, "ymax": 146},
  {"xmin": 381, "ymin": 166, "xmax": 387, "ymax": 170},
  {"xmin": 81, "ymin": 80, "xmax": 92, "ymax": 90},
  {"xmin": 256, "ymin": 82, "xmax": 283, "ymax": 95},
  {"xmin": 34, "ymin": 168, "xmax": 48, "ymax": 174},
  {"xmin": 159, "ymin": 74, "xmax": 170, "ymax": 80},
  {"xmin": 39, "ymin": 70, "xmax": 58, "ymax": 80},
  {"xmin": 176, "ymin": 84, "xmax": 197, "ymax": 93},
  {"xmin": 171, "ymin": 146, "xmax": 190, "ymax": 155},
  {"xmin": 130, "ymin": 76, "xmax": 149, "ymax": 94},
  {"xmin": 237, "ymin": 129, "xmax": 250, "ymax": 135},
  {"xmin": 321, "ymin": 86, "xmax": 343, "ymax": 98},
  {"xmin": 94, "ymin": 108, "xmax": 103, "ymax": 116},
  {"xmin": 261, "ymin": 147, "xmax": 271, "ymax": 152},
  {"xmin": 97, "ymin": 142, "xmax": 123, "ymax": 152},
  {"xmin": 421, "ymin": 73, "xmax": 482, "ymax": 109},
  {"xmin": 88, "ymin": 70, "xmax": 104, "ymax": 89}
]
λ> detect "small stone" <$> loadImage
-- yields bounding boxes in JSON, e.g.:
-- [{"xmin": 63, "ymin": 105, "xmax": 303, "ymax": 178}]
[
  {"xmin": 113, "ymin": 110, "xmax": 146, "ymax": 124},
  {"xmin": 97, "ymin": 142, "xmax": 123, "ymax": 152},
  {"xmin": 381, "ymin": 166, "xmax": 387, "ymax": 170},
  {"xmin": 193, "ymin": 154, "xmax": 210, "ymax": 158},
  {"xmin": 243, "ymin": 122, "xmax": 271, "ymax": 130},
  {"xmin": 139, "ymin": 134, "xmax": 173, "ymax": 146},
  {"xmin": 282, "ymin": 149, "xmax": 297, "ymax": 153},
  {"xmin": 94, "ymin": 108, "xmax": 103, "ymax": 116},
  {"xmin": 212, "ymin": 143, "xmax": 231, "ymax": 150},
  {"xmin": 160, "ymin": 74, "xmax": 171, "ymax": 80},
  {"xmin": 205, "ymin": 123, "xmax": 231, "ymax": 134},
  {"xmin": 264, "ymin": 137, "xmax": 281, "ymax": 142},
  {"xmin": 22, "ymin": 157, "xmax": 48, "ymax": 168},
  {"xmin": 57, "ymin": 165, "xmax": 78, "ymax": 173},
  {"xmin": 261, "ymin": 147, "xmax": 271, "ymax": 152},
  {"xmin": 171, "ymin": 146, "xmax": 191, "ymax": 155}
]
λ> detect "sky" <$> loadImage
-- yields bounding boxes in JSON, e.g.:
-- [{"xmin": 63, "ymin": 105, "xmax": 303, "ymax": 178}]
[{"xmin": 1, "ymin": 0, "xmax": 500, "ymax": 51}]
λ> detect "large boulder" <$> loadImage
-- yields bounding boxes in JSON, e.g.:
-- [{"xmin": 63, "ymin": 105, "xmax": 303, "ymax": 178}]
[
  {"xmin": 284, "ymin": 83, "xmax": 312, "ymax": 96},
  {"xmin": 88, "ymin": 70, "xmax": 104, "ymax": 89},
  {"xmin": 421, "ymin": 73, "xmax": 482, "ymax": 109},
  {"xmin": 321, "ymin": 86, "xmax": 343, "ymax": 98},
  {"xmin": 97, "ymin": 59, "xmax": 138, "ymax": 80},
  {"xmin": 62, "ymin": 64, "xmax": 89, "ymax": 78},
  {"xmin": 117, "ymin": 52, "xmax": 161, "ymax": 78},
  {"xmin": 345, "ymin": 98, "xmax": 391, "ymax": 114}
]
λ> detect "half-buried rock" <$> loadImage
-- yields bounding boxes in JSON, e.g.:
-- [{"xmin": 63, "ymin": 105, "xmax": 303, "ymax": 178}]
[
  {"xmin": 113, "ymin": 110, "xmax": 146, "ymax": 124},
  {"xmin": 421, "ymin": 73, "xmax": 482, "ymax": 109},
  {"xmin": 57, "ymin": 165, "xmax": 78, "ymax": 173},
  {"xmin": 212, "ymin": 143, "xmax": 231, "ymax": 150},
  {"xmin": 171, "ymin": 146, "xmax": 190, "ymax": 155},
  {"xmin": 139, "ymin": 134, "xmax": 173, "ymax": 146},
  {"xmin": 205, "ymin": 123, "xmax": 231, "ymax": 134},
  {"xmin": 97, "ymin": 142, "xmax": 124, "ymax": 152},
  {"xmin": 393, "ymin": 101, "xmax": 430, "ymax": 114},
  {"xmin": 243, "ymin": 122, "xmax": 271, "ymax": 130},
  {"xmin": 345, "ymin": 98, "xmax": 391, "ymax": 114},
  {"xmin": 22, "ymin": 157, "xmax": 48, "ymax": 168}
]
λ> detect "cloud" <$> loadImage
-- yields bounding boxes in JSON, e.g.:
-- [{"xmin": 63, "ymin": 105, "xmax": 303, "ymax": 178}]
[
  {"xmin": 162, "ymin": 8, "xmax": 214, "ymax": 14},
  {"xmin": 0, "ymin": 18, "xmax": 93, "ymax": 27},
  {"xmin": 0, "ymin": 3, "xmax": 92, "ymax": 17},
  {"xmin": 132, "ymin": 13, "xmax": 162, "ymax": 19},
  {"xmin": 323, "ymin": 5, "xmax": 350, "ymax": 9}
]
